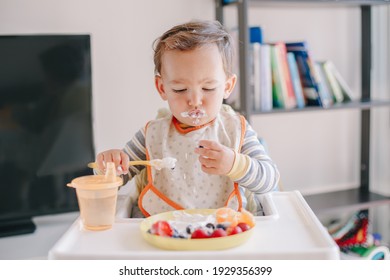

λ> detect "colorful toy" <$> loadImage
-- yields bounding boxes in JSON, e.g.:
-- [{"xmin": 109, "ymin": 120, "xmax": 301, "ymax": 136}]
[{"xmin": 330, "ymin": 210, "xmax": 369, "ymax": 249}]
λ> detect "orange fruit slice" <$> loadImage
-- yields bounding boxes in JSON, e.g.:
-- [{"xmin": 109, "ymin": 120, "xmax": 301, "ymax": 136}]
[
  {"xmin": 237, "ymin": 208, "xmax": 255, "ymax": 228},
  {"xmin": 215, "ymin": 207, "xmax": 256, "ymax": 228},
  {"xmin": 215, "ymin": 207, "xmax": 239, "ymax": 227}
]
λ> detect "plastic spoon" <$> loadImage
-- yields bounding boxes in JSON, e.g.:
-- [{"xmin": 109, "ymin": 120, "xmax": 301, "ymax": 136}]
[{"xmin": 87, "ymin": 157, "xmax": 177, "ymax": 171}]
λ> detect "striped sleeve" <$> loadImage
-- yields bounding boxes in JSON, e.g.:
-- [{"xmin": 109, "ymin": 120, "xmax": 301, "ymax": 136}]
[
  {"xmin": 120, "ymin": 127, "xmax": 147, "ymax": 184},
  {"xmin": 234, "ymin": 120, "xmax": 280, "ymax": 194}
]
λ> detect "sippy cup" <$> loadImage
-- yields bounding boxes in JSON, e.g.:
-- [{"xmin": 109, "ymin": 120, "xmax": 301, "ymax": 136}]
[{"xmin": 67, "ymin": 162, "xmax": 122, "ymax": 231}]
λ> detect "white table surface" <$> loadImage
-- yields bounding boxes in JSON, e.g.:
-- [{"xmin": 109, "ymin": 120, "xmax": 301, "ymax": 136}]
[{"xmin": 49, "ymin": 191, "xmax": 340, "ymax": 260}]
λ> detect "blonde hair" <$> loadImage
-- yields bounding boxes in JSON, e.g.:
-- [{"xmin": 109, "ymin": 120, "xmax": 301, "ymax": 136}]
[{"xmin": 153, "ymin": 20, "xmax": 234, "ymax": 77}]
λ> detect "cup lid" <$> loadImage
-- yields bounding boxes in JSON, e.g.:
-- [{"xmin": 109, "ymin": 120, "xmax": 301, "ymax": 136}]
[
  {"xmin": 67, "ymin": 162, "xmax": 122, "ymax": 190},
  {"xmin": 67, "ymin": 174, "xmax": 122, "ymax": 190}
]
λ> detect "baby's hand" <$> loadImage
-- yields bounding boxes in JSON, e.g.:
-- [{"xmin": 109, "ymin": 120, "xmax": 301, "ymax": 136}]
[
  {"xmin": 194, "ymin": 140, "xmax": 235, "ymax": 175},
  {"xmin": 95, "ymin": 149, "xmax": 129, "ymax": 175}
]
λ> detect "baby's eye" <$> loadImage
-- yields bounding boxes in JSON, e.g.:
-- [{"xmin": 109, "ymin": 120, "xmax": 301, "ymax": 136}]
[
  {"xmin": 172, "ymin": 89, "xmax": 187, "ymax": 93},
  {"xmin": 202, "ymin": 88, "xmax": 216, "ymax": 92}
]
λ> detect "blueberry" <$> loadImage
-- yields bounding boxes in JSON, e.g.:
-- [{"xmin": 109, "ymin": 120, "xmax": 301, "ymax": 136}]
[
  {"xmin": 205, "ymin": 223, "xmax": 215, "ymax": 230},
  {"xmin": 216, "ymin": 223, "xmax": 227, "ymax": 230},
  {"xmin": 186, "ymin": 225, "xmax": 194, "ymax": 234}
]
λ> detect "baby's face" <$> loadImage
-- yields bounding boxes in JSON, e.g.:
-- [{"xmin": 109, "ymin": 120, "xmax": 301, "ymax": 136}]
[{"xmin": 156, "ymin": 44, "xmax": 235, "ymax": 126}]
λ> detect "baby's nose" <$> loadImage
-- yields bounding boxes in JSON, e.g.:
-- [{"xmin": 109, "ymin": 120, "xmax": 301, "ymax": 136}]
[{"xmin": 188, "ymin": 92, "xmax": 203, "ymax": 107}]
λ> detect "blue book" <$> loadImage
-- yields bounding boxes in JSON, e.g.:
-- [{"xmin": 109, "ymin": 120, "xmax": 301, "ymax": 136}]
[
  {"xmin": 286, "ymin": 42, "xmax": 322, "ymax": 107},
  {"xmin": 250, "ymin": 26, "xmax": 263, "ymax": 44},
  {"xmin": 287, "ymin": 53, "xmax": 305, "ymax": 109}
]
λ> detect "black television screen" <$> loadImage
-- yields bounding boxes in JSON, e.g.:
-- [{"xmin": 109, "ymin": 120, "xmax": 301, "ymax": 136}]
[{"xmin": 0, "ymin": 35, "xmax": 94, "ymax": 237}]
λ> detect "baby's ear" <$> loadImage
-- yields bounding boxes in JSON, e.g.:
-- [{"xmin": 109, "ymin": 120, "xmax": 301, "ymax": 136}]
[
  {"xmin": 223, "ymin": 74, "xmax": 237, "ymax": 99},
  {"xmin": 155, "ymin": 75, "xmax": 168, "ymax": 100}
]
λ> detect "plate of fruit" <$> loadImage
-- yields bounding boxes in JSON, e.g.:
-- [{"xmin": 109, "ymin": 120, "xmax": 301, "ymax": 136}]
[{"xmin": 139, "ymin": 207, "xmax": 255, "ymax": 250}]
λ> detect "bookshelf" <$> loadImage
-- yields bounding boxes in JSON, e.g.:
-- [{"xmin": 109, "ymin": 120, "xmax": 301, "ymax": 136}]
[{"xmin": 215, "ymin": 0, "xmax": 390, "ymax": 215}]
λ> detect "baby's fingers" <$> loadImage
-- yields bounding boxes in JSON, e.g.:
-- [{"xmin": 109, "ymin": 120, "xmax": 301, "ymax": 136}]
[
  {"xmin": 95, "ymin": 149, "xmax": 129, "ymax": 174},
  {"xmin": 119, "ymin": 151, "xmax": 129, "ymax": 174},
  {"xmin": 197, "ymin": 140, "xmax": 222, "ymax": 151},
  {"xmin": 195, "ymin": 147, "xmax": 220, "ymax": 160},
  {"xmin": 96, "ymin": 152, "xmax": 107, "ymax": 171}
]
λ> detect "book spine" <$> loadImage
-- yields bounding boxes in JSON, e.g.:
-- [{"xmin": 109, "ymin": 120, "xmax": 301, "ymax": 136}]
[
  {"xmin": 317, "ymin": 61, "xmax": 335, "ymax": 103},
  {"xmin": 250, "ymin": 26, "xmax": 263, "ymax": 44},
  {"xmin": 274, "ymin": 43, "xmax": 289, "ymax": 108},
  {"xmin": 323, "ymin": 61, "xmax": 344, "ymax": 103},
  {"xmin": 260, "ymin": 44, "xmax": 273, "ymax": 111},
  {"xmin": 270, "ymin": 45, "xmax": 285, "ymax": 108},
  {"xmin": 326, "ymin": 61, "xmax": 353, "ymax": 102},
  {"xmin": 252, "ymin": 43, "xmax": 261, "ymax": 111},
  {"xmin": 314, "ymin": 61, "xmax": 334, "ymax": 108},
  {"xmin": 276, "ymin": 42, "xmax": 297, "ymax": 109},
  {"xmin": 287, "ymin": 52, "xmax": 305, "ymax": 109}
]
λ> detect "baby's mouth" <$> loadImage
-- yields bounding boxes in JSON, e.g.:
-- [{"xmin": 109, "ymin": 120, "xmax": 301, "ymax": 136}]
[{"xmin": 180, "ymin": 109, "xmax": 207, "ymax": 125}]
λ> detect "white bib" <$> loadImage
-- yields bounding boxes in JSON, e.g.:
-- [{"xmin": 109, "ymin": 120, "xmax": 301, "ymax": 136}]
[{"xmin": 139, "ymin": 108, "xmax": 245, "ymax": 216}]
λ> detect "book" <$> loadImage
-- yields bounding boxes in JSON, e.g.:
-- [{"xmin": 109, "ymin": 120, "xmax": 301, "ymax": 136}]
[
  {"xmin": 251, "ymin": 42, "xmax": 272, "ymax": 112},
  {"xmin": 249, "ymin": 26, "xmax": 263, "ymax": 44},
  {"xmin": 317, "ymin": 61, "xmax": 335, "ymax": 104},
  {"xmin": 270, "ymin": 45, "xmax": 285, "ymax": 108},
  {"xmin": 259, "ymin": 44, "xmax": 272, "ymax": 111},
  {"xmin": 322, "ymin": 60, "xmax": 344, "ymax": 103},
  {"xmin": 251, "ymin": 43, "xmax": 261, "ymax": 111},
  {"xmin": 314, "ymin": 61, "xmax": 334, "ymax": 108},
  {"xmin": 286, "ymin": 41, "xmax": 322, "ymax": 107},
  {"xmin": 324, "ymin": 61, "xmax": 352, "ymax": 102},
  {"xmin": 250, "ymin": 27, "xmax": 264, "ymax": 111},
  {"xmin": 287, "ymin": 52, "xmax": 305, "ymax": 109},
  {"xmin": 274, "ymin": 42, "xmax": 297, "ymax": 109}
]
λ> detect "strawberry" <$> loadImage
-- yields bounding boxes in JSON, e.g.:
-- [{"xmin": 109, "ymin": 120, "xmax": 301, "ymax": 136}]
[
  {"xmin": 210, "ymin": 228, "xmax": 228, "ymax": 238},
  {"xmin": 191, "ymin": 228, "xmax": 210, "ymax": 239},
  {"xmin": 228, "ymin": 225, "xmax": 243, "ymax": 235},
  {"xmin": 237, "ymin": 222, "xmax": 251, "ymax": 232},
  {"xmin": 150, "ymin": 221, "xmax": 173, "ymax": 237}
]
